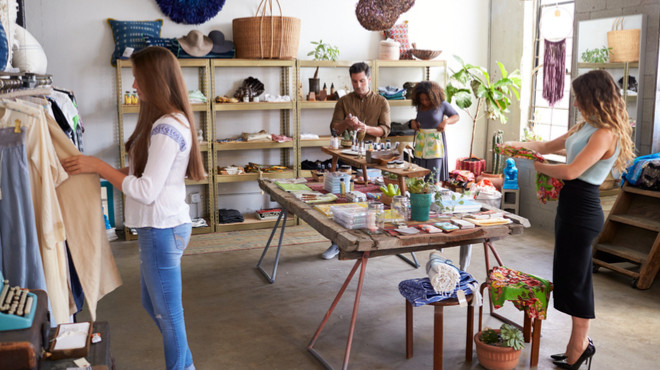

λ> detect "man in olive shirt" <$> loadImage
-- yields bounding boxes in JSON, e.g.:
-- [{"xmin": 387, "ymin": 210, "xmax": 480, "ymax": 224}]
[
  {"xmin": 322, "ymin": 62, "xmax": 391, "ymax": 259},
  {"xmin": 329, "ymin": 62, "xmax": 391, "ymax": 141}
]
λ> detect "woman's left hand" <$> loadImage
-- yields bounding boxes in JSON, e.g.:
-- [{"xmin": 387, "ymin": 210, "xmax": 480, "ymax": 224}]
[{"xmin": 61, "ymin": 155, "xmax": 101, "ymax": 175}]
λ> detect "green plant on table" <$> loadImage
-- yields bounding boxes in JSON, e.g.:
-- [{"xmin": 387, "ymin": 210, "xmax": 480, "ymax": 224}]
[
  {"xmin": 480, "ymin": 324, "xmax": 525, "ymax": 350},
  {"xmin": 405, "ymin": 174, "xmax": 436, "ymax": 194},
  {"xmin": 580, "ymin": 46, "xmax": 612, "ymax": 63},
  {"xmin": 307, "ymin": 40, "xmax": 339, "ymax": 79},
  {"xmin": 434, "ymin": 191, "xmax": 466, "ymax": 213}
]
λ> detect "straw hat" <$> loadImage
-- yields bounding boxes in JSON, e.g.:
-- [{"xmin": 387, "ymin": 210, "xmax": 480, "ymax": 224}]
[{"xmin": 178, "ymin": 30, "xmax": 213, "ymax": 57}]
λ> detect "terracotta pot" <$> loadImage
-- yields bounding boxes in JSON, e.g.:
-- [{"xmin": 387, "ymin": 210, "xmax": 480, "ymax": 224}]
[{"xmin": 474, "ymin": 330, "xmax": 522, "ymax": 370}]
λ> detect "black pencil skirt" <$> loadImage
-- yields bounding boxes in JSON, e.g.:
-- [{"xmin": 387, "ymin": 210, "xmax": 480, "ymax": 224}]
[{"xmin": 553, "ymin": 179, "xmax": 603, "ymax": 319}]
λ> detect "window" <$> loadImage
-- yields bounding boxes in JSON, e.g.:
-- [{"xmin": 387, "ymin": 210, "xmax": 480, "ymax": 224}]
[{"xmin": 527, "ymin": 1, "xmax": 575, "ymax": 141}]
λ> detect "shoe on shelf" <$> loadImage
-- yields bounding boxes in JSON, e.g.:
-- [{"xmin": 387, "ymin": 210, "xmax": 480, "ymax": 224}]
[{"xmin": 321, "ymin": 244, "xmax": 339, "ymax": 260}]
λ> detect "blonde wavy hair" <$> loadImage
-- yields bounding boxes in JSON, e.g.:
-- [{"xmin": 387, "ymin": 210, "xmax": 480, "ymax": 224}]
[{"xmin": 569, "ymin": 69, "xmax": 635, "ymax": 174}]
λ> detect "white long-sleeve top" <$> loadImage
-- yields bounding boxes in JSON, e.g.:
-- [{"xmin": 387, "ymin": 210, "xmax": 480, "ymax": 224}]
[{"xmin": 122, "ymin": 113, "xmax": 192, "ymax": 228}]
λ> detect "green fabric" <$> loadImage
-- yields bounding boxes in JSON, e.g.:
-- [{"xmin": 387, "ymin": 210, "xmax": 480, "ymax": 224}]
[
  {"xmin": 488, "ymin": 266, "xmax": 553, "ymax": 320},
  {"xmin": 275, "ymin": 182, "xmax": 312, "ymax": 192}
]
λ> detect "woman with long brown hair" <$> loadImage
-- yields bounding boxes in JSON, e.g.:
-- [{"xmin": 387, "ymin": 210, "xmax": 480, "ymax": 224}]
[
  {"xmin": 507, "ymin": 69, "xmax": 634, "ymax": 369},
  {"xmin": 62, "ymin": 46, "xmax": 204, "ymax": 370}
]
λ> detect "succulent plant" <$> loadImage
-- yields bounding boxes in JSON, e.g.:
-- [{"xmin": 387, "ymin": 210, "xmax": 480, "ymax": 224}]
[{"xmin": 480, "ymin": 324, "xmax": 525, "ymax": 350}]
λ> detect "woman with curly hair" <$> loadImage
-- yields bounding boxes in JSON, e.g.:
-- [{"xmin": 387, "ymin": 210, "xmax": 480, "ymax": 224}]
[
  {"xmin": 507, "ymin": 69, "xmax": 635, "ymax": 369},
  {"xmin": 410, "ymin": 80, "xmax": 460, "ymax": 184}
]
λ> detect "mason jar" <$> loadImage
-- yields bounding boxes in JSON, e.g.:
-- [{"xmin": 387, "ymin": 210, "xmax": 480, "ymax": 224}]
[
  {"xmin": 367, "ymin": 202, "xmax": 384, "ymax": 233},
  {"xmin": 391, "ymin": 195, "xmax": 410, "ymax": 222}
]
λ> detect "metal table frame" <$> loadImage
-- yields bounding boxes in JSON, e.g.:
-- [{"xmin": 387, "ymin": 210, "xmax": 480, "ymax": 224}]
[{"xmin": 256, "ymin": 179, "xmax": 528, "ymax": 369}]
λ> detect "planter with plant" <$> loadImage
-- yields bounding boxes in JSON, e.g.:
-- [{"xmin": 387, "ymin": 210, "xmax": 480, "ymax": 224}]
[
  {"xmin": 307, "ymin": 39, "xmax": 339, "ymax": 96},
  {"xmin": 405, "ymin": 176, "xmax": 435, "ymax": 221},
  {"xmin": 580, "ymin": 46, "xmax": 612, "ymax": 63},
  {"xmin": 446, "ymin": 56, "xmax": 521, "ymax": 177},
  {"xmin": 474, "ymin": 323, "xmax": 524, "ymax": 370}
]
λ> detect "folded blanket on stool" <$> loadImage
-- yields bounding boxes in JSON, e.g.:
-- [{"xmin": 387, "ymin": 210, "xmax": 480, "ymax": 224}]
[
  {"xmin": 426, "ymin": 251, "xmax": 460, "ymax": 294},
  {"xmin": 399, "ymin": 270, "xmax": 482, "ymax": 307}
]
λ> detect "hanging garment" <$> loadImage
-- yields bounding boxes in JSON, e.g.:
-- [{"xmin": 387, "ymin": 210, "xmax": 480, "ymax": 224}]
[
  {"xmin": 45, "ymin": 113, "xmax": 122, "ymax": 321},
  {"xmin": 542, "ymin": 38, "xmax": 566, "ymax": 107},
  {"xmin": 49, "ymin": 90, "xmax": 84, "ymax": 152},
  {"xmin": 0, "ymin": 100, "xmax": 71, "ymax": 324},
  {"xmin": 0, "ymin": 127, "xmax": 48, "ymax": 294}
]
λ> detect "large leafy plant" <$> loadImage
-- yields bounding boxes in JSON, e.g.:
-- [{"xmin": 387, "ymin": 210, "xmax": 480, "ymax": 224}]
[
  {"xmin": 446, "ymin": 56, "xmax": 522, "ymax": 159},
  {"xmin": 307, "ymin": 39, "xmax": 339, "ymax": 79}
]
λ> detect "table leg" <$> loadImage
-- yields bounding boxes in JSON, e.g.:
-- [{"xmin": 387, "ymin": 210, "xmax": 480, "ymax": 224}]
[
  {"xmin": 398, "ymin": 176, "xmax": 407, "ymax": 194},
  {"xmin": 308, "ymin": 251, "xmax": 370, "ymax": 370},
  {"xmin": 361, "ymin": 164, "xmax": 369, "ymax": 184},
  {"xmin": 256, "ymin": 209, "xmax": 288, "ymax": 284},
  {"xmin": 331, "ymin": 156, "xmax": 338, "ymax": 172}
]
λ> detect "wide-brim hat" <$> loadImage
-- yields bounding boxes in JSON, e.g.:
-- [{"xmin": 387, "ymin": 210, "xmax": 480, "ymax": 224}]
[
  {"xmin": 178, "ymin": 30, "xmax": 213, "ymax": 57},
  {"xmin": 208, "ymin": 30, "xmax": 234, "ymax": 54}
]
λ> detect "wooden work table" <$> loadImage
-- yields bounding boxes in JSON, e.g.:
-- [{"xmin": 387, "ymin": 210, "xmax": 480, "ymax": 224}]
[
  {"xmin": 321, "ymin": 146, "xmax": 430, "ymax": 193},
  {"xmin": 257, "ymin": 179, "xmax": 530, "ymax": 369}
]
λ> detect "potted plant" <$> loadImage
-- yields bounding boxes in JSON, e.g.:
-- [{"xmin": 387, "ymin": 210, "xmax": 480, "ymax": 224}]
[
  {"xmin": 446, "ymin": 56, "xmax": 522, "ymax": 177},
  {"xmin": 307, "ymin": 39, "xmax": 339, "ymax": 96},
  {"xmin": 405, "ymin": 176, "xmax": 435, "ymax": 221},
  {"xmin": 474, "ymin": 323, "xmax": 525, "ymax": 370}
]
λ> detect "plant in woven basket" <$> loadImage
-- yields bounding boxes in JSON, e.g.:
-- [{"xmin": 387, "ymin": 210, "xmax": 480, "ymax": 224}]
[{"xmin": 446, "ymin": 55, "xmax": 521, "ymax": 161}]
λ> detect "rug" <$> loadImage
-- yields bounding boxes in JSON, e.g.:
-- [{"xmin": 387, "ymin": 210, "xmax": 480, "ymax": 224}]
[{"xmin": 184, "ymin": 224, "xmax": 329, "ymax": 255}]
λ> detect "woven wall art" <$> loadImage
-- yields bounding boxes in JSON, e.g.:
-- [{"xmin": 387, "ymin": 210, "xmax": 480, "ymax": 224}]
[
  {"xmin": 155, "ymin": 0, "xmax": 226, "ymax": 25},
  {"xmin": 355, "ymin": 0, "xmax": 415, "ymax": 31}
]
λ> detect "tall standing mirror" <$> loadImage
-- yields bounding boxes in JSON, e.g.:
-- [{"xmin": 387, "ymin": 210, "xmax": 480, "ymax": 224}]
[{"xmin": 576, "ymin": 14, "xmax": 646, "ymax": 149}]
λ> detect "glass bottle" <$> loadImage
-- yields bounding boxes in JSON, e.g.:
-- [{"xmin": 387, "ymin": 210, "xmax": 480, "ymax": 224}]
[
  {"xmin": 367, "ymin": 202, "xmax": 384, "ymax": 233},
  {"xmin": 131, "ymin": 90, "xmax": 138, "ymax": 105},
  {"xmin": 391, "ymin": 195, "xmax": 410, "ymax": 223},
  {"xmin": 124, "ymin": 91, "xmax": 131, "ymax": 105}
]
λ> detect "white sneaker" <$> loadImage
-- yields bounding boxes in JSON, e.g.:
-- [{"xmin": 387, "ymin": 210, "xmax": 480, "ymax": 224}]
[{"xmin": 321, "ymin": 244, "xmax": 339, "ymax": 259}]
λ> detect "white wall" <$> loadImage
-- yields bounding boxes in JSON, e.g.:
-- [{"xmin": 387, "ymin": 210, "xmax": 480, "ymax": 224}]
[{"xmin": 24, "ymin": 0, "xmax": 490, "ymax": 216}]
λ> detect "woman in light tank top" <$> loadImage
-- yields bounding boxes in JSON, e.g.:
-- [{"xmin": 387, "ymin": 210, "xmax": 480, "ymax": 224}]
[{"xmin": 507, "ymin": 69, "xmax": 634, "ymax": 369}]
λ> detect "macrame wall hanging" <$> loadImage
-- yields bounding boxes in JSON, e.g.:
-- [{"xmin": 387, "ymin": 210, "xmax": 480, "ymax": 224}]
[
  {"xmin": 156, "ymin": 0, "xmax": 226, "ymax": 25},
  {"xmin": 539, "ymin": 5, "xmax": 572, "ymax": 107}
]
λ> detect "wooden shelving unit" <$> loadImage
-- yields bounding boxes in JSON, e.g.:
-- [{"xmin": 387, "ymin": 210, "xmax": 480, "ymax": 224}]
[
  {"xmin": 115, "ymin": 58, "xmax": 447, "ymax": 235},
  {"xmin": 115, "ymin": 59, "xmax": 214, "ymax": 239},
  {"xmin": 593, "ymin": 183, "xmax": 660, "ymax": 289}
]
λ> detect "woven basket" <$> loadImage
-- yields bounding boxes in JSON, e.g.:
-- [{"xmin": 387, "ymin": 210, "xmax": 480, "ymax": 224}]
[
  {"xmin": 607, "ymin": 18, "xmax": 640, "ymax": 63},
  {"xmin": 232, "ymin": 0, "xmax": 300, "ymax": 59}
]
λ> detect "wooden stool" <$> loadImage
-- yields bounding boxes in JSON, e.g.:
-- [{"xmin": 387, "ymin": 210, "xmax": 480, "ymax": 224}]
[
  {"xmin": 479, "ymin": 267, "xmax": 553, "ymax": 367},
  {"xmin": 501, "ymin": 188, "xmax": 520, "ymax": 214},
  {"xmin": 405, "ymin": 295, "xmax": 474, "ymax": 370}
]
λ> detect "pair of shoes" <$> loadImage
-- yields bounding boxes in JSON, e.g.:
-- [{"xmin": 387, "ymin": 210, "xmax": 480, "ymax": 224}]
[
  {"xmin": 553, "ymin": 341, "xmax": 596, "ymax": 370},
  {"xmin": 550, "ymin": 337, "xmax": 593, "ymax": 361},
  {"xmin": 321, "ymin": 244, "xmax": 339, "ymax": 259}
]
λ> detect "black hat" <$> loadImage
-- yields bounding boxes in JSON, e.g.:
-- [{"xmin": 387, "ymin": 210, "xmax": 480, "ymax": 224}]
[{"xmin": 208, "ymin": 30, "xmax": 234, "ymax": 54}]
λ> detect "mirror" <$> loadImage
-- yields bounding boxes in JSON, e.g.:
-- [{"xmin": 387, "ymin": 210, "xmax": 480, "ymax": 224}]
[{"xmin": 576, "ymin": 14, "xmax": 645, "ymax": 149}]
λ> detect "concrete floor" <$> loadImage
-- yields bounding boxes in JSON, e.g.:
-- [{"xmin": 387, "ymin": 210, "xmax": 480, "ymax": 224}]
[{"xmin": 79, "ymin": 226, "xmax": 660, "ymax": 369}]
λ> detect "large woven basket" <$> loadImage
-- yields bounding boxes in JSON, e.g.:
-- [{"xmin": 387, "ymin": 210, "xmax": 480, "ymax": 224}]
[
  {"xmin": 232, "ymin": 0, "xmax": 300, "ymax": 59},
  {"xmin": 607, "ymin": 17, "xmax": 640, "ymax": 63}
]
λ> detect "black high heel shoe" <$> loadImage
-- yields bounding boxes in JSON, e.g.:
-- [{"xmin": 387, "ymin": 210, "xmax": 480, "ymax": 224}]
[
  {"xmin": 553, "ymin": 341, "xmax": 596, "ymax": 370},
  {"xmin": 550, "ymin": 337, "xmax": 593, "ymax": 361}
]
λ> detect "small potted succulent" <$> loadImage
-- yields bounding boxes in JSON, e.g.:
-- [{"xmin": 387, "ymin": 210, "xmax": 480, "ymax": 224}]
[
  {"xmin": 405, "ymin": 175, "xmax": 436, "ymax": 221},
  {"xmin": 474, "ymin": 323, "xmax": 525, "ymax": 370}
]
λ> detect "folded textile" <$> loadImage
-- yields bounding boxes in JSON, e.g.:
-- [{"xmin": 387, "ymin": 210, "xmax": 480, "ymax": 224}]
[
  {"xmin": 218, "ymin": 208, "xmax": 244, "ymax": 223},
  {"xmin": 242, "ymin": 130, "xmax": 272, "ymax": 142},
  {"xmin": 188, "ymin": 89, "xmax": 207, "ymax": 103},
  {"xmin": 300, "ymin": 133, "xmax": 320, "ymax": 140},
  {"xmin": 426, "ymin": 251, "xmax": 461, "ymax": 293},
  {"xmin": 622, "ymin": 153, "xmax": 660, "ymax": 186},
  {"xmin": 271, "ymin": 134, "xmax": 293, "ymax": 143},
  {"xmin": 398, "ymin": 271, "xmax": 480, "ymax": 307},
  {"xmin": 495, "ymin": 144, "xmax": 563, "ymax": 203}
]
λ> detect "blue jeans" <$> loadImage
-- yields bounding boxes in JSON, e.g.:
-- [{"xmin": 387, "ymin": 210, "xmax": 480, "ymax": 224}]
[{"xmin": 137, "ymin": 224, "xmax": 195, "ymax": 370}]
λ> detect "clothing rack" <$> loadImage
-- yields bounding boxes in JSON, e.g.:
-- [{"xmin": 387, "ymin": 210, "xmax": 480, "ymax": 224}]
[{"xmin": 0, "ymin": 72, "xmax": 53, "ymax": 99}]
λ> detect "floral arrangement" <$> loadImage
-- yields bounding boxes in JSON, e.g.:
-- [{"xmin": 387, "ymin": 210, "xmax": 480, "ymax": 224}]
[{"xmin": 495, "ymin": 144, "xmax": 563, "ymax": 203}]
